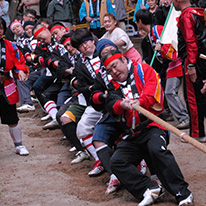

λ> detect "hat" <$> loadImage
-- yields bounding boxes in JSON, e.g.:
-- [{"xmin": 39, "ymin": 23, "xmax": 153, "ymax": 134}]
[
  {"xmin": 96, "ymin": 39, "xmax": 118, "ymax": 58},
  {"xmin": 23, "ymin": 21, "xmax": 35, "ymax": 29},
  {"xmin": 10, "ymin": 20, "xmax": 22, "ymax": 32}
]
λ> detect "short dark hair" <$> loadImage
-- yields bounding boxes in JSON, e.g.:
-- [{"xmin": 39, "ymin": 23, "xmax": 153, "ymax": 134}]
[
  {"xmin": 135, "ymin": 9, "xmax": 152, "ymax": 25},
  {"xmin": 24, "ymin": 9, "xmax": 36, "ymax": 17},
  {"xmin": 60, "ymin": 32, "xmax": 74, "ymax": 44},
  {"xmin": 71, "ymin": 28, "xmax": 93, "ymax": 49},
  {"xmin": 0, "ymin": 17, "xmax": 7, "ymax": 34},
  {"xmin": 37, "ymin": 18, "xmax": 52, "ymax": 25}
]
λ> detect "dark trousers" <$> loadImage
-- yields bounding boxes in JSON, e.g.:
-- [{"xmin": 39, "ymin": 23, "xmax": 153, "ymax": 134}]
[{"xmin": 110, "ymin": 127, "xmax": 191, "ymax": 202}]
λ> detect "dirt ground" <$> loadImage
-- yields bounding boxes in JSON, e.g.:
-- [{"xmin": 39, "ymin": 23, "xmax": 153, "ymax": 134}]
[{"xmin": 0, "ymin": 101, "xmax": 206, "ymax": 206}]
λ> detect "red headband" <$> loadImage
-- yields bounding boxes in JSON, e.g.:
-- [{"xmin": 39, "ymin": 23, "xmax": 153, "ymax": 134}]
[
  {"xmin": 63, "ymin": 37, "xmax": 71, "ymax": 45},
  {"xmin": 103, "ymin": 53, "xmax": 123, "ymax": 68},
  {"xmin": 50, "ymin": 25, "xmax": 64, "ymax": 33},
  {"xmin": 34, "ymin": 26, "xmax": 47, "ymax": 38}
]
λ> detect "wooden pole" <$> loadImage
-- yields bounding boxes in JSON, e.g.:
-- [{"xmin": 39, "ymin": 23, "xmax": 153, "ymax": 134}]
[{"xmin": 132, "ymin": 104, "xmax": 206, "ymax": 153}]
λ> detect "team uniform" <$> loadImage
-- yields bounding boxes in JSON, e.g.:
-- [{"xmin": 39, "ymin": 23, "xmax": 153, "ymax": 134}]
[
  {"xmin": 106, "ymin": 61, "xmax": 192, "ymax": 204},
  {"xmin": 0, "ymin": 38, "xmax": 29, "ymax": 155}
]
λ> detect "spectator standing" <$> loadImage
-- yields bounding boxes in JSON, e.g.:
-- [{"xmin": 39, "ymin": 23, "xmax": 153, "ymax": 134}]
[
  {"xmin": 18, "ymin": 0, "xmax": 40, "ymax": 17},
  {"xmin": 79, "ymin": 0, "xmax": 117, "ymax": 38},
  {"xmin": 109, "ymin": 0, "xmax": 127, "ymax": 31},
  {"xmin": 173, "ymin": 0, "xmax": 206, "ymax": 142},
  {"xmin": 0, "ymin": 0, "xmax": 10, "ymax": 27},
  {"xmin": 155, "ymin": 0, "xmax": 172, "ymax": 25},
  {"xmin": 47, "ymin": 0, "xmax": 76, "ymax": 30}
]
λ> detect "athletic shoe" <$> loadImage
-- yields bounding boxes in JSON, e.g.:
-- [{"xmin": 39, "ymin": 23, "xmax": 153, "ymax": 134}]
[
  {"xmin": 105, "ymin": 178, "xmax": 120, "ymax": 195},
  {"xmin": 88, "ymin": 160, "xmax": 104, "ymax": 177},
  {"xmin": 16, "ymin": 145, "xmax": 29, "ymax": 156},
  {"xmin": 17, "ymin": 104, "xmax": 35, "ymax": 112},
  {"xmin": 177, "ymin": 119, "xmax": 190, "ymax": 129},
  {"xmin": 138, "ymin": 187, "xmax": 161, "ymax": 206},
  {"xmin": 179, "ymin": 193, "xmax": 194, "ymax": 206},
  {"xmin": 69, "ymin": 146, "xmax": 77, "ymax": 152},
  {"xmin": 196, "ymin": 137, "xmax": 206, "ymax": 143},
  {"xmin": 41, "ymin": 114, "xmax": 51, "ymax": 121},
  {"xmin": 43, "ymin": 119, "xmax": 59, "ymax": 130},
  {"xmin": 71, "ymin": 150, "xmax": 90, "ymax": 164}
]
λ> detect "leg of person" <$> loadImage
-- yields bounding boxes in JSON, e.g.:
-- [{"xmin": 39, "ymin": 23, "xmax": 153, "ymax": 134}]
[
  {"xmin": 165, "ymin": 77, "xmax": 189, "ymax": 129},
  {"xmin": 77, "ymin": 106, "xmax": 103, "ymax": 173},
  {"xmin": 146, "ymin": 127, "xmax": 193, "ymax": 204},
  {"xmin": 110, "ymin": 136, "xmax": 160, "ymax": 202},
  {"xmin": 56, "ymin": 83, "xmax": 72, "ymax": 109},
  {"xmin": 183, "ymin": 65, "xmax": 206, "ymax": 140},
  {"xmin": 17, "ymin": 70, "xmax": 42, "ymax": 112},
  {"xmin": 0, "ymin": 96, "xmax": 29, "ymax": 156},
  {"xmin": 60, "ymin": 104, "xmax": 89, "ymax": 163}
]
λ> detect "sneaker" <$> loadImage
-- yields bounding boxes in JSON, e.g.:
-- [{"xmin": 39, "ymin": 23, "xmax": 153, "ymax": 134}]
[
  {"xmin": 196, "ymin": 136, "xmax": 206, "ymax": 143},
  {"xmin": 105, "ymin": 178, "xmax": 120, "ymax": 195},
  {"xmin": 179, "ymin": 193, "xmax": 194, "ymax": 206},
  {"xmin": 177, "ymin": 119, "xmax": 190, "ymax": 129},
  {"xmin": 17, "ymin": 104, "xmax": 35, "ymax": 112},
  {"xmin": 16, "ymin": 145, "xmax": 29, "ymax": 156},
  {"xmin": 71, "ymin": 150, "xmax": 90, "ymax": 164},
  {"xmin": 41, "ymin": 114, "xmax": 51, "ymax": 121},
  {"xmin": 43, "ymin": 119, "xmax": 59, "ymax": 130},
  {"xmin": 69, "ymin": 146, "xmax": 77, "ymax": 152},
  {"xmin": 138, "ymin": 187, "xmax": 161, "ymax": 206},
  {"xmin": 88, "ymin": 160, "xmax": 104, "ymax": 177}
]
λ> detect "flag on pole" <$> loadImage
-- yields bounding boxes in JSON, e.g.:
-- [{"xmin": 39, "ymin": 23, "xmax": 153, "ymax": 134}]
[
  {"xmin": 160, "ymin": 6, "xmax": 181, "ymax": 51},
  {"xmin": 150, "ymin": 4, "xmax": 180, "ymax": 66}
]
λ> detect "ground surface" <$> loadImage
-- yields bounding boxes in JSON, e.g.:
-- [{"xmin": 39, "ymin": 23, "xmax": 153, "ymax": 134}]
[{"xmin": 0, "ymin": 101, "xmax": 206, "ymax": 206}]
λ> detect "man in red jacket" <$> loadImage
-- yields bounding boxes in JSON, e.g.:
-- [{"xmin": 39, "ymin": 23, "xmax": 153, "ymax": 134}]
[
  {"xmin": 173, "ymin": 0, "xmax": 206, "ymax": 142},
  {"xmin": 103, "ymin": 50, "xmax": 193, "ymax": 206}
]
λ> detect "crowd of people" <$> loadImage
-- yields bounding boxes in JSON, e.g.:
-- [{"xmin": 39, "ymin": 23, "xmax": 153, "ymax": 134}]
[{"xmin": 0, "ymin": 0, "xmax": 206, "ymax": 205}]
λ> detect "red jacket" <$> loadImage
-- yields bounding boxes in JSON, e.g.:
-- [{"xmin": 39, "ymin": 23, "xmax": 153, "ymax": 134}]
[
  {"xmin": 2, "ymin": 39, "xmax": 28, "ymax": 105},
  {"xmin": 178, "ymin": 7, "xmax": 205, "ymax": 66},
  {"xmin": 107, "ymin": 63, "xmax": 165, "ymax": 130}
]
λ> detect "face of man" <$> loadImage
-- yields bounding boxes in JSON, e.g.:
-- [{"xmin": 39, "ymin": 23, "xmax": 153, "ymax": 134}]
[
  {"xmin": 135, "ymin": 20, "xmax": 150, "ymax": 38},
  {"xmin": 78, "ymin": 40, "xmax": 96, "ymax": 56},
  {"xmin": 100, "ymin": 46, "xmax": 117, "ymax": 57},
  {"xmin": 13, "ymin": 24, "xmax": 24, "ymax": 37},
  {"xmin": 25, "ymin": 25, "xmax": 34, "ymax": 37},
  {"xmin": 36, "ymin": 29, "xmax": 51, "ymax": 44},
  {"xmin": 23, "ymin": 13, "xmax": 36, "ymax": 22},
  {"xmin": 64, "ymin": 41, "xmax": 77, "ymax": 55},
  {"xmin": 52, "ymin": 27, "xmax": 66, "ymax": 43},
  {"xmin": 105, "ymin": 57, "xmax": 128, "ymax": 82}
]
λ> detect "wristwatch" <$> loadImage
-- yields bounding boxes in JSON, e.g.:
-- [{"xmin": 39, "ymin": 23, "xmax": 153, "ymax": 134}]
[{"xmin": 187, "ymin": 64, "xmax": 195, "ymax": 69}]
